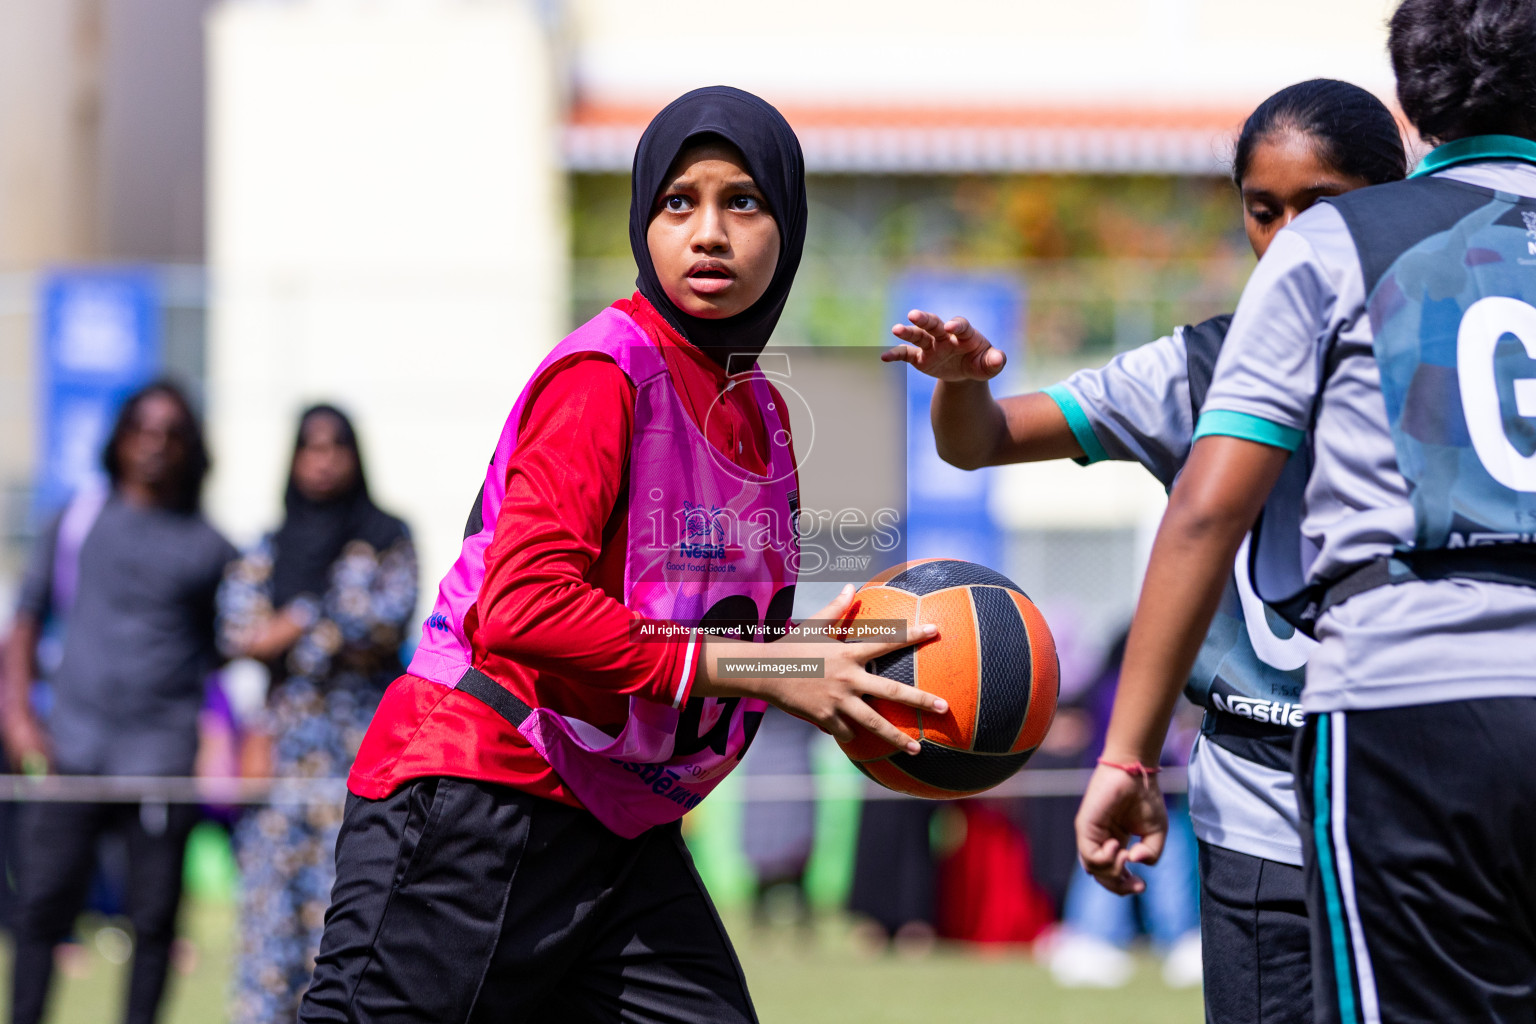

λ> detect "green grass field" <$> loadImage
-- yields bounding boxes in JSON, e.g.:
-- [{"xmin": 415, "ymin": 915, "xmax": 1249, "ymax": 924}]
[{"xmin": 1, "ymin": 902, "xmax": 1202, "ymax": 1024}]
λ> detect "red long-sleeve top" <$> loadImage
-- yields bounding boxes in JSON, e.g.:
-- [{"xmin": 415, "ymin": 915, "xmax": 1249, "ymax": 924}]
[{"xmin": 349, "ymin": 295, "xmax": 791, "ymax": 805}]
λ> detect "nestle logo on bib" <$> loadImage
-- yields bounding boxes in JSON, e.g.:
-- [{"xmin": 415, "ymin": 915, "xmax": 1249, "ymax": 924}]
[
  {"xmin": 679, "ymin": 500, "xmax": 726, "ymax": 559},
  {"xmin": 1211, "ymin": 693, "xmax": 1305, "ymax": 728}
]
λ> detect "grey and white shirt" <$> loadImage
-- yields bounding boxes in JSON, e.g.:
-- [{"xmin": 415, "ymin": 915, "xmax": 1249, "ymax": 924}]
[
  {"xmin": 1199, "ymin": 161, "xmax": 1536, "ymax": 714},
  {"xmin": 1047, "ymin": 327, "xmax": 1312, "ymax": 865}
]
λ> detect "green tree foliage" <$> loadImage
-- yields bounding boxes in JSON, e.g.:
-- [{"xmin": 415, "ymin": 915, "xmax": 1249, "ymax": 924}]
[{"xmin": 571, "ymin": 172, "xmax": 1251, "ymax": 360}]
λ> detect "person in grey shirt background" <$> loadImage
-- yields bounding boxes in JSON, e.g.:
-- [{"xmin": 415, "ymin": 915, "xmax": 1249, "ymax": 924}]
[{"xmin": 2, "ymin": 381, "xmax": 237, "ymax": 1024}]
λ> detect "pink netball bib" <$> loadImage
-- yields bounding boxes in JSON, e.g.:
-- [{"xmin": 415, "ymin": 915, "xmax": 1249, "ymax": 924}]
[{"xmin": 407, "ymin": 307, "xmax": 799, "ymax": 837}]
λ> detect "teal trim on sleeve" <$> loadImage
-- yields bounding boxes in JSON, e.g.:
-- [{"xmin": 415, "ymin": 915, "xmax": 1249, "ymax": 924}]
[
  {"xmin": 1043, "ymin": 384, "xmax": 1110, "ymax": 464},
  {"xmin": 1193, "ymin": 410, "xmax": 1304, "ymax": 451},
  {"xmin": 1410, "ymin": 134, "xmax": 1536, "ymax": 178}
]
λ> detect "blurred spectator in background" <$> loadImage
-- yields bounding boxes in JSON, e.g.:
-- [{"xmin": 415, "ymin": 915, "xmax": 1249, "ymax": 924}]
[
  {"xmin": 0, "ymin": 631, "xmax": 15, "ymax": 934},
  {"xmin": 847, "ymin": 798, "xmax": 938, "ymax": 955},
  {"xmin": 935, "ymin": 799, "xmax": 1054, "ymax": 946},
  {"xmin": 218, "ymin": 404, "xmax": 415, "ymax": 1024},
  {"xmin": 1046, "ymin": 629, "xmax": 1202, "ymax": 989},
  {"xmin": 915, "ymin": 612, "xmax": 1093, "ymax": 949},
  {"xmin": 740, "ymin": 708, "xmax": 819, "ymax": 936},
  {"xmin": 1, "ymin": 381, "xmax": 236, "ymax": 1024},
  {"xmin": 1050, "ymin": 803, "xmax": 1201, "ymax": 987},
  {"xmin": 1016, "ymin": 608, "xmax": 1100, "ymax": 917}
]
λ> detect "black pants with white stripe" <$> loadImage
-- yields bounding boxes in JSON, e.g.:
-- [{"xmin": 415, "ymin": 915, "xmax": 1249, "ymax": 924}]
[
  {"xmin": 298, "ymin": 777, "xmax": 758, "ymax": 1024},
  {"xmin": 1295, "ymin": 699, "xmax": 1536, "ymax": 1024}
]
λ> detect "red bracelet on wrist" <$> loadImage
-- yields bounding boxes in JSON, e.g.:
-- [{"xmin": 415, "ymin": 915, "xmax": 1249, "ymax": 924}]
[{"xmin": 1097, "ymin": 758, "xmax": 1162, "ymax": 782}]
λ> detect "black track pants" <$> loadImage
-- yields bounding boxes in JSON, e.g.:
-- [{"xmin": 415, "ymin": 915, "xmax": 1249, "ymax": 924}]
[
  {"xmin": 1295, "ymin": 700, "xmax": 1536, "ymax": 1024},
  {"xmin": 1199, "ymin": 840, "xmax": 1312, "ymax": 1024},
  {"xmin": 299, "ymin": 777, "xmax": 757, "ymax": 1024},
  {"xmin": 9, "ymin": 799, "xmax": 198, "ymax": 1024}
]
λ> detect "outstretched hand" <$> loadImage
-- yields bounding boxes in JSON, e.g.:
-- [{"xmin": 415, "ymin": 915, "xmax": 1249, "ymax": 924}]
[
  {"xmin": 882, "ymin": 310, "xmax": 1006, "ymax": 383},
  {"xmin": 1074, "ymin": 763, "xmax": 1169, "ymax": 895}
]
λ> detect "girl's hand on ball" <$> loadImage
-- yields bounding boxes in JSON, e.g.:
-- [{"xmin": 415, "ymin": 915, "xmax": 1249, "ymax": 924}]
[
  {"xmin": 691, "ymin": 584, "xmax": 948, "ymax": 754},
  {"xmin": 770, "ymin": 584, "xmax": 947, "ymax": 753},
  {"xmin": 882, "ymin": 309, "xmax": 1007, "ymax": 383}
]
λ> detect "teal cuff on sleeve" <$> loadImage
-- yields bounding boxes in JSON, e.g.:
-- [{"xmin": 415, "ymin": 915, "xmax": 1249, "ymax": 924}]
[
  {"xmin": 1193, "ymin": 410, "xmax": 1304, "ymax": 451},
  {"xmin": 1043, "ymin": 384, "xmax": 1109, "ymax": 465}
]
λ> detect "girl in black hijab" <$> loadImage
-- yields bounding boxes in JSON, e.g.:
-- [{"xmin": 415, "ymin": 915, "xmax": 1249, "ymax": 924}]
[
  {"xmin": 217, "ymin": 405, "xmax": 416, "ymax": 1024},
  {"xmin": 629, "ymin": 85, "xmax": 807, "ymax": 370},
  {"xmin": 298, "ymin": 87, "xmax": 943, "ymax": 1024},
  {"xmin": 269, "ymin": 405, "xmax": 408, "ymax": 615}
]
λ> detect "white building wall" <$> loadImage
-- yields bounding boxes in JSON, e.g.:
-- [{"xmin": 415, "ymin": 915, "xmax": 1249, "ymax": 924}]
[
  {"xmin": 568, "ymin": 0, "xmax": 1398, "ymax": 110},
  {"xmin": 206, "ymin": 0, "xmax": 567, "ymax": 625}
]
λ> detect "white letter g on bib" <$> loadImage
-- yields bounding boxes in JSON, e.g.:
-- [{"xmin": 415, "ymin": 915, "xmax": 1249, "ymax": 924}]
[{"xmin": 1458, "ymin": 295, "xmax": 1536, "ymax": 492}]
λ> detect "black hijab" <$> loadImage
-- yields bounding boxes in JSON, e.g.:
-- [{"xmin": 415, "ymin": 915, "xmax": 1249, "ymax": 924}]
[
  {"xmin": 629, "ymin": 86, "xmax": 807, "ymax": 369},
  {"xmin": 270, "ymin": 405, "xmax": 405, "ymax": 607}
]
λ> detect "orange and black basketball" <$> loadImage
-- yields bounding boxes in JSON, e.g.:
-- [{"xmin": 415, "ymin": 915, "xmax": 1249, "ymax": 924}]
[{"xmin": 837, "ymin": 558, "xmax": 1058, "ymax": 798}]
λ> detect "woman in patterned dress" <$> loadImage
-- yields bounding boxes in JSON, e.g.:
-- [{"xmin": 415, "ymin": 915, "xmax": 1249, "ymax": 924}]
[{"xmin": 217, "ymin": 405, "xmax": 416, "ymax": 1024}]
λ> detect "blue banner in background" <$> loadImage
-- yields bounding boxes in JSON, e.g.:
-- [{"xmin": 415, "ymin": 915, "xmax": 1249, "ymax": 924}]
[
  {"xmin": 35, "ymin": 270, "xmax": 161, "ymax": 516},
  {"xmin": 889, "ymin": 272, "xmax": 1024, "ymax": 573}
]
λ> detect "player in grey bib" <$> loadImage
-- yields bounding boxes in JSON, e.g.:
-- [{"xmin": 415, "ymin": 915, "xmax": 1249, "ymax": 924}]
[
  {"xmin": 1048, "ymin": 313, "xmax": 1312, "ymax": 867},
  {"xmin": 1076, "ymin": 3, "xmax": 1536, "ymax": 1021},
  {"xmin": 885, "ymin": 80, "xmax": 1405, "ymax": 1023}
]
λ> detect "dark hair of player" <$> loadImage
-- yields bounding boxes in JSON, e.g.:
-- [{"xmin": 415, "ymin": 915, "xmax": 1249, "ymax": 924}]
[
  {"xmin": 101, "ymin": 379, "xmax": 210, "ymax": 512},
  {"xmin": 1389, "ymin": 0, "xmax": 1536, "ymax": 144},
  {"xmin": 1232, "ymin": 79, "xmax": 1407, "ymax": 189}
]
